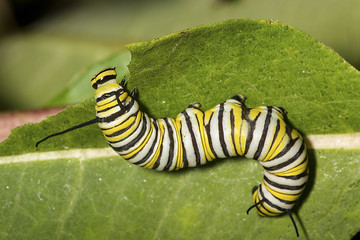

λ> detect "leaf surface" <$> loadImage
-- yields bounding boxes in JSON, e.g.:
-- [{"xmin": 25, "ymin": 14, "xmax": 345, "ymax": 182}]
[{"xmin": 1, "ymin": 19, "xmax": 359, "ymax": 239}]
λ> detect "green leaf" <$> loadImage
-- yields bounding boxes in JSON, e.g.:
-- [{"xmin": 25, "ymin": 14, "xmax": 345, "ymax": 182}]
[
  {"xmin": 127, "ymin": 20, "xmax": 360, "ymax": 135},
  {"xmin": 1, "ymin": 19, "xmax": 359, "ymax": 239},
  {"xmin": 48, "ymin": 51, "xmax": 131, "ymax": 107}
]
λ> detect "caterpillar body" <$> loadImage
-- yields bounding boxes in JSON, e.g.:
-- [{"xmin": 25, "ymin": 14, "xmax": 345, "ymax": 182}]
[{"xmin": 37, "ymin": 68, "xmax": 309, "ymax": 237}]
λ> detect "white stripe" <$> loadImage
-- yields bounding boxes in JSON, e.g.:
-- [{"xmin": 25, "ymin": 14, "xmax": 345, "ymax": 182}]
[
  {"xmin": 207, "ymin": 106, "xmax": 227, "ymax": 158},
  {"xmin": 180, "ymin": 109, "xmax": 206, "ymax": 167},
  {"xmin": 257, "ymin": 109, "xmax": 278, "ymax": 160},
  {"xmin": 245, "ymin": 109, "xmax": 266, "ymax": 159},
  {"xmin": 109, "ymin": 114, "xmax": 150, "ymax": 153},
  {"xmin": 155, "ymin": 118, "xmax": 178, "ymax": 171},
  {"xmin": 260, "ymin": 183, "xmax": 295, "ymax": 211},
  {"xmin": 263, "ymin": 171, "xmax": 308, "ymax": 194},
  {"xmin": 128, "ymin": 120, "xmax": 159, "ymax": 165}
]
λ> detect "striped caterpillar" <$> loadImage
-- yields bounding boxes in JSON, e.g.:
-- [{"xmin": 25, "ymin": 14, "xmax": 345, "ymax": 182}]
[{"xmin": 37, "ymin": 68, "xmax": 309, "ymax": 237}]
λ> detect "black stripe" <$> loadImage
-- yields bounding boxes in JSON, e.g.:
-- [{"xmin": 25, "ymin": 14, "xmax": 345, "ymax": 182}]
[
  {"xmin": 205, "ymin": 112, "xmax": 218, "ymax": 158},
  {"xmin": 259, "ymin": 184, "xmax": 287, "ymax": 213},
  {"xmin": 260, "ymin": 183, "xmax": 299, "ymax": 205},
  {"xmin": 254, "ymin": 107, "xmax": 272, "ymax": 160},
  {"xmin": 240, "ymin": 105, "xmax": 249, "ymax": 120},
  {"xmin": 95, "ymin": 90, "xmax": 120, "ymax": 103},
  {"xmin": 126, "ymin": 96, "xmax": 135, "ymax": 111},
  {"xmin": 152, "ymin": 120, "xmax": 164, "ymax": 170},
  {"xmin": 96, "ymin": 98, "xmax": 118, "ymax": 113},
  {"xmin": 180, "ymin": 131, "xmax": 189, "ymax": 167},
  {"xmin": 273, "ymin": 196, "xmax": 296, "ymax": 205},
  {"xmin": 230, "ymin": 108, "xmax": 239, "ymax": 156},
  {"xmin": 95, "ymin": 74, "xmax": 116, "ymax": 87},
  {"xmin": 163, "ymin": 118, "xmax": 176, "ymax": 171},
  {"xmin": 279, "ymin": 170, "xmax": 308, "ymax": 180},
  {"xmin": 110, "ymin": 114, "xmax": 148, "ymax": 152},
  {"xmin": 104, "ymin": 111, "xmax": 139, "ymax": 137},
  {"xmin": 244, "ymin": 112, "xmax": 261, "ymax": 156},
  {"xmin": 132, "ymin": 119, "xmax": 159, "ymax": 165},
  {"xmin": 104, "ymin": 112, "xmax": 141, "ymax": 141},
  {"xmin": 152, "ymin": 119, "xmax": 173, "ymax": 170},
  {"xmin": 195, "ymin": 115, "xmax": 206, "ymax": 163},
  {"xmin": 231, "ymin": 94, "xmax": 244, "ymax": 102},
  {"xmin": 268, "ymin": 135, "xmax": 298, "ymax": 161},
  {"xmin": 151, "ymin": 138, "xmax": 163, "ymax": 170},
  {"xmin": 100, "ymin": 111, "xmax": 137, "ymax": 131},
  {"xmin": 218, "ymin": 103, "xmax": 230, "ymax": 158},
  {"xmin": 254, "ymin": 185, "xmax": 274, "ymax": 215},
  {"xmin": 262, "ymin": 119, "xmax": 281, "ymax": 160},
  {"xmin": 92, "ymin": 67, "xmax": 115, "ymax": 81},
  {"xmin": 263, "ymin": 174, "xmax": 307, "ymax": 191},
  {"xmin": 183, "ymin": 111, "xmax": 201, "ymax": 166},
  {"xmin": 98, "ymin": 103, "xmax": 131, "ymax": 123},
  {"xmin": 179, "ymin": 121, "xmax": 188, "ymax": 168},
  {"xmin": 254, "ymin": 186, "xmax": 265, "ymax": 214},
  {"xmin": 264, "ymin": 142, "xmax": 305, "ymax": 171}
]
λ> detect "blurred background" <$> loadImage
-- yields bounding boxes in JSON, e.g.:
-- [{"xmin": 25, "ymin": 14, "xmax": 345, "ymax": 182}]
[{"xmin": 0, "ymin": 0, "xmax": 359, "ymax": 111}]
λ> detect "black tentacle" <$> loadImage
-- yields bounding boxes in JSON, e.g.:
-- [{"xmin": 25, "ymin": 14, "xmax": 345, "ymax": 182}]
[{"xmin": 36, "ymin": 117, "xmax": 98, "ymax": 147}]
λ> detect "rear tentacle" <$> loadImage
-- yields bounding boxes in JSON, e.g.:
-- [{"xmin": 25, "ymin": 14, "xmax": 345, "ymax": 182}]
[
  {"xmin": 246, "ymin": 198, "xmax": 265, "ymax": 215},
  {"xmin": 287, "ymin": 210, "xmax": 299, "ymax": 237}
]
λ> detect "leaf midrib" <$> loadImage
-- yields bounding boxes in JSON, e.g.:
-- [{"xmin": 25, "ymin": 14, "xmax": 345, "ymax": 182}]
[{"xmin": 0, "ymin": 133, "xmax": 359, "ymax": 164}]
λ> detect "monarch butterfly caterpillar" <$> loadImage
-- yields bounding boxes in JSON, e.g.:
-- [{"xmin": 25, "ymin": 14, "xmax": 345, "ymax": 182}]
[{"xmin": 37, "ymin": 67, "xmax": 308, "ymax": 237}]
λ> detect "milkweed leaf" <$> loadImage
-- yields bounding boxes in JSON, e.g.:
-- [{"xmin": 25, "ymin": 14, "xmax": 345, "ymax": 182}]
[{"xmin": 0, "ymin": 19, "xmax": 359, "ymax": 240}]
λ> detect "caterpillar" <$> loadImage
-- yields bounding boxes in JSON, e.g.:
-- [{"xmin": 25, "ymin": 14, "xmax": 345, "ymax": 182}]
[{"xmin": 36, "ymin": 67, "xmax": 309, "ymax": 237}]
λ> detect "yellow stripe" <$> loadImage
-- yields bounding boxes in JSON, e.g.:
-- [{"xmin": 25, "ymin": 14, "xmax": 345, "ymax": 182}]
[
  {"xmin": 262, "ymin": 120, "xmax": 287, "ymax": 161},
  {"xmin": 102, "ymin": 111, "xmax": 141, "ymax": 136},
  {"xmin": 229, "ymin": 103, "xmax": 242, "ymax": 156},
  {"xmin": 91, "ymin": 68, "xmax": 116, "ymax": 86},
  {"xmin": 104, "ymin": 114, "xmax": 141, "ymax": 142},
  {"xmin": 248, "ymin": 107, "xmax": 263, "ymax": 120},
  {"xmin": 203, "ymin": 108, "xmax": 217, "ymax": 159},
  {"xmin": 252, "ymin": 188, "xmax": 281, "ymax": 216},
  {"xmin": 96, "ymin": 96, "xmax": 116, "ymax": 108},
  {"xmin": 192, "ymin": 108, "xmax": 215, "ymax": 162},
  {"xmin": 174, "ymin": 116, "xmax": 184, "ymax": 170},
  {"xmin": 252, "ymin": 191, "xmax": 266, "ymax": 216},
  {"xmin": 94, "ymin": 84, "xmax": 117, "ymax": 98},
  {"xmin": 96, "ymin": 107, "xmax": 119, "ymax": 119},
  {"xmin": 94, "ymin": 83, "xmax": 127, "ymax": 100},
  {"xmin": 264, "ymin": 183, "xmax": 302, "ymax": 202},
  {"xmin": 239, "ymin": 120, "xmax": 248, "ymax": 155},
  {"xmin": 144, "ymin": 121, "xmax": 165, "ymax": 169},
  {"xmin": 121, "ymin": 121, "xmax": 154, "ymax": 159},
  {"xmin": 275, "ymin": 157, "xmax": 308, "ymax": 176},
  {"xmin": 203, "ymin": 108, "xmax": 214, "ymax": 123}
]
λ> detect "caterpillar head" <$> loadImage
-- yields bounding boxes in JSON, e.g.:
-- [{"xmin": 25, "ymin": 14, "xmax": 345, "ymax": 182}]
[
  {"xmin": 92, "ymin": 67, "xmax": 135, "ymax": 116},
  {"xmin": 91, "ymin": 67, "xmax": 118, "ymax": 89},
  {"xmin": 91, "ymin": 67, "xmax": 126, "ymax": 105}
]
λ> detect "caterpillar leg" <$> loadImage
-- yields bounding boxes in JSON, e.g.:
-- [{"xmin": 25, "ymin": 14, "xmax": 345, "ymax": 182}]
[
  {"xmin": 278, "ymin": 107, "xmax": 288, "ymax": 115},
  {"xmin": 231, "ymin": 94, "xmax": 246, "ymax": 104},
  {"xmin": 246, "ymin": 185, "xmax": 262, "ymax": 214},
  {"xmin": 114, "ymin": 88, "xmax": 126, "ymax": 114},
  {"xmin": 114, "ymin": 87, "xmax": 136, "ymax": 114},
  {"xmin": 188, "ymin": 102, "xmax": 201, "ymax": 109},
  {"xmin": 127, "ymin": 90, "xmax": 136, "ymax": 111},
  {"xmin": 130, "ymin": 88, "xmax": 136, "ymax": 98},
  {"xmin": 120, "ymin": 75, "xmax": 126, "ymax": 87}
]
